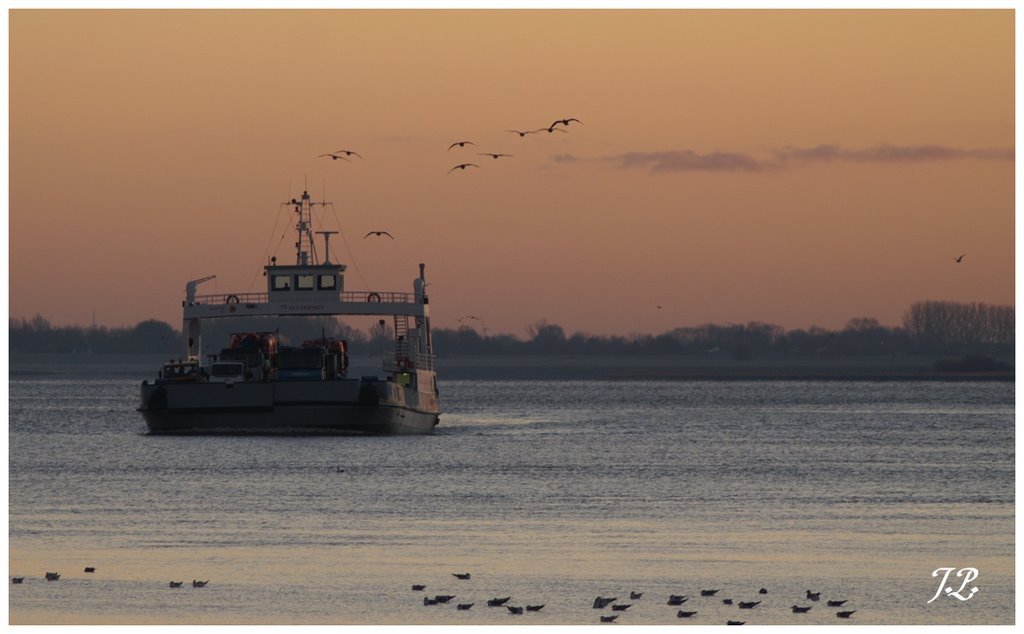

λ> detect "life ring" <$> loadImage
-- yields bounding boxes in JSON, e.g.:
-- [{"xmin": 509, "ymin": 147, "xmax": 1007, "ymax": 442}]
[
  {"xmin": 226, "ymin": 295, "xmax": 240, "ymax": 304},
  {"xmin": 367, "ymin": 292, "xmax": 381, "ymax": 303}
]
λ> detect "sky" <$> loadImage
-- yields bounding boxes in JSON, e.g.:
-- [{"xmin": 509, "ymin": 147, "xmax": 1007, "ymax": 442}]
[{"xmin": 8, "ymin": 9, "xmax": 1015, "ymax": 337}]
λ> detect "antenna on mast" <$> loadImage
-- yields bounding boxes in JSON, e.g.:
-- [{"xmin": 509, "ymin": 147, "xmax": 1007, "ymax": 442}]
[{"xmin": 316, "ymin": 231, "xmax": 339, "ymax": 263}]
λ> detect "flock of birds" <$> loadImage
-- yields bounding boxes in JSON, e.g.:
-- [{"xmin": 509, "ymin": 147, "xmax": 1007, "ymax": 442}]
[
  {"xmin": 14, "ymin": 567, "xmax": 859, "ymax": 624},
  {"xmin": 317, "ymin": 116, "xmax": 584, "ymax": 248},
  {"xmin": 316, "ymin": 115, "xmax": 583, "ymax": 176},
  {"xmin": 11, "ymin": 568, "xmax": 209, "ymax": 590},
  {"xmin": 411, "ymin": 572, "xmax": 858, "ymax": 624}
]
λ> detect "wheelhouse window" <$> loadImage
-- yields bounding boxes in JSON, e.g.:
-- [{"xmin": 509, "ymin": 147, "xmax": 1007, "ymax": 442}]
[
  {"xmin": 318, "ymin": 274, "xmax": 337, "ymax": 290},
  {"xmin": 272, "ymin": 275, "xmax": 291, "ymax": 291},
  {"xmin": 296, "ymin": 274, "xmax": 315, "ymax": 290}
]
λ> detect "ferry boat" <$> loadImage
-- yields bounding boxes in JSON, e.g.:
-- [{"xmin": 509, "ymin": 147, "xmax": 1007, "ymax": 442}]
[{"xmin": 138, "ymin": 189, "xmax": 441, "ymax": 434}]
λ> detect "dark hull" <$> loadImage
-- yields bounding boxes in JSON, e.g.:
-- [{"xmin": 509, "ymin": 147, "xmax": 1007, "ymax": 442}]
[{"xmin": 139, "ymin": 379, "xmax": 440, "ymax": 435}]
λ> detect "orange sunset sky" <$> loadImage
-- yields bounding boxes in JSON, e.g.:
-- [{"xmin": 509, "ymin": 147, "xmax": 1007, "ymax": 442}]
[{"xmin": 8, "ymin": 9, "xmax": 1015, "ymax": 336}]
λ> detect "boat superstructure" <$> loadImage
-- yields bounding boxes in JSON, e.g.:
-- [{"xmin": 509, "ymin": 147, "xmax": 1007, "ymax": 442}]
[{"xmin": 138, "ymin": 189, "xmax": 441, "ymax": 434}]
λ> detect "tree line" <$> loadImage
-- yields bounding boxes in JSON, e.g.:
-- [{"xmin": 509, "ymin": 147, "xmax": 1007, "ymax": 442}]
[{"xmin": 9, "ymin": 300, "xmax": 1013, "ymax": 358}]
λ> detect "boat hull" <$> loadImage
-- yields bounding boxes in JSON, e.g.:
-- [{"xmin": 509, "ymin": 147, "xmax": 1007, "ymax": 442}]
[{"xmin": 139, "ymin": 379, "xmax": 440, "ymax": 435}]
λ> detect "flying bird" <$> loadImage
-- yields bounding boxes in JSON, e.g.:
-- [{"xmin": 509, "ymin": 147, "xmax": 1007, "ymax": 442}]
[
  {"xmin": 448, "ymin": 163, "xmax": 479, "ymax": 173},
  {"xmin": 448, "ymin": 141, "xmax": 476, "ymax": 150},
  {"xmin": 955, "ymin": 253, "xmax": 966, "ymax": 263},
  {"xmin": 317, "ymin": 153, "xmax": 351, "ymax": 162},
  {"xmin": 364, "ymin": 231, "xmax": 394, "ymax": 239},
  {"xmin": 477, "ymin": 153, "xmax": 513, "ymax": 159},
  {"xmin": 507, "ymin": 129, "xmax": 536, "ymax": 137},
  {"xmin": 331, "ymin": 149, "xmax": 363, "ymax": 159},
  {"xmin": 551, "ymin": 117, "xmax": 583, "ymax": 127},
  {"xmin": 535, "ymin": 126, "xmax": 568, "ymax": 134}
]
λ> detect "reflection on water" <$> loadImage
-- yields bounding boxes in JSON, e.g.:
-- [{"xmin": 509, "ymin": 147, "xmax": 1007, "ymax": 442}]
[{"xmin": 8, "ymin": 373, "xmax": 1014, "ymax": 624}]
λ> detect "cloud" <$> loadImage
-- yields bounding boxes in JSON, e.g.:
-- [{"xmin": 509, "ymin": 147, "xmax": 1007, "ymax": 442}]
[
  {"xmin": 605, "ymin": 150, "xmax": 766, "ymax": 172},
  {"xmin": 601, "ymin": 143, "xmax": 1014, "ymax": 174},
  {"xmin": 774, "ymin": 143, "xmax": 1015, "ymax": 163}
]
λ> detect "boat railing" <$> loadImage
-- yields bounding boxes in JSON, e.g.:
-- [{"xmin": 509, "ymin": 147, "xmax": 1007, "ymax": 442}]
[
  {"xmin": 191, "ymin": 290, "xmax": 418, "ymax": 306},
  {"xmin": 191, "ymin": 292, "xmax": 269, "ymax": 305}
]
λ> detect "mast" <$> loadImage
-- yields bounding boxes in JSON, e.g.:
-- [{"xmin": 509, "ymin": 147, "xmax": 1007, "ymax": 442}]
[{"xmin": 285, "ymin": 189, "xmax": 331, "ymax": 265}]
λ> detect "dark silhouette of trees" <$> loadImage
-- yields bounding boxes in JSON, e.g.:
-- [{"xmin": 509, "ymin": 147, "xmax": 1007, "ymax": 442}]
[
  {"xmin": 10, "ymin": 300, "xmax": 1013, "ymax": 359},
  {"xmin": 9, "ymin": 315, "xmax": 180, "ymax": 353},
  {"xmin": 903, "ymin": 301, "xmax": 1014, "ymax": 353}
]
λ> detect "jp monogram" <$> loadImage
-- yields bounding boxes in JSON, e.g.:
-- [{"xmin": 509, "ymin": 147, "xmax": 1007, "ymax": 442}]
[{"xmin": 928, "ymin": 567, "xmax": 979, "ymax": 603}]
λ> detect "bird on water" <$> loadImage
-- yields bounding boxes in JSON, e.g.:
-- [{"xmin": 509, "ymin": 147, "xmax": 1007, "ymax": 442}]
[{"xmin": 452, "ymin": 572, "xmax": 471, "ymax": 580}]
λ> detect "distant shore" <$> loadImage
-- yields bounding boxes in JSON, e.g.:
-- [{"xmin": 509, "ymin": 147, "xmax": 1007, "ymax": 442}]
[{"xmin": 9, "ymin": 352, "xmax": 1013, "ymax": 382}]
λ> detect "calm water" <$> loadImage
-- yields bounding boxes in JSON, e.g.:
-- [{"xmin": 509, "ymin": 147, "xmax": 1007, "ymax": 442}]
[{"xmin": 8, "ymin": 360, "xmax": 1015, "ymax": 625}]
